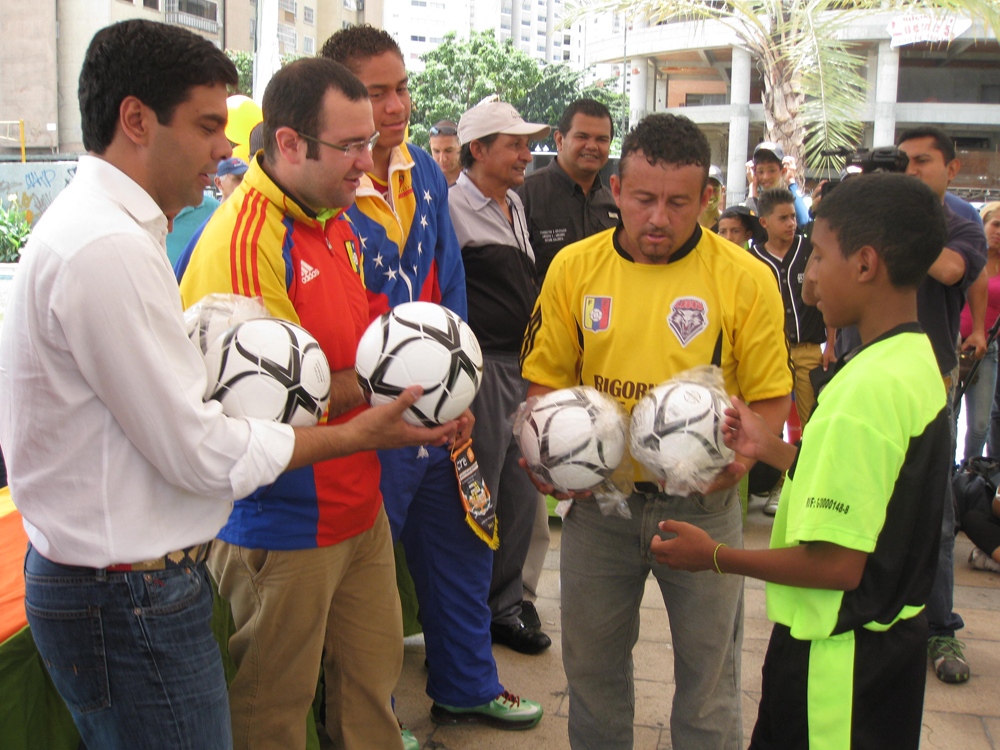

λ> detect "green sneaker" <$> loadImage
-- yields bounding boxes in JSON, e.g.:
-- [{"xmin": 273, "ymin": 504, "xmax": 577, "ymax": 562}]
[
  {"xmin": 928, "ymin": 636, "xmax": 970, "ymax": 683},
  {"xmin": 399, "ymin": 721, "xmax": 419, "ymax": 750},
  {"xmin": 431, "ymin": 690, "xmax": 543, "ymax": 730}
]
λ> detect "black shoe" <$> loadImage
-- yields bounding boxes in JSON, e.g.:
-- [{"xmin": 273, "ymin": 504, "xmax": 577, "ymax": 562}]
[
  {"xmin": 519, "ymin": 601, "xmax": 542, "ymax": 630},
  {"xmin": 491, "ymin": 620, "xmax": 551, "ymax": 655}
]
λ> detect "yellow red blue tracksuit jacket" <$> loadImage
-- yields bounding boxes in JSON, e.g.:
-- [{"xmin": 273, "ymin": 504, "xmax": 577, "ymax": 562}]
[{"xmin": 175, "ymin": 154, "xmax": 381, "ymax": 550}]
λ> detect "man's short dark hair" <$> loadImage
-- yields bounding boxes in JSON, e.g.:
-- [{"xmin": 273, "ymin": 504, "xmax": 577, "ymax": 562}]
[
  {"xmin": 261, "ymin": 57, "xmax": 369, "ymax": 163},
  {"xmin": 459, "ymin": 134, "xmax": 499, "ymax": 170},
  {"xmin": 757, "ymin": 187, "xmax": 795, "ymax": 218},
  {"xmin": 320, "ymin": 25, "xmax": 403, "ymax": 73},
  {"xmin": 815, "ymin": 173, "xmax": 946, "ymax": 289},
  {"xmin": 558, "ymin": 98, "xmax": 614, "ymax": 139},
  {"xmin": 619, "ymin": 114, "xmax": 710, "ymax": 187},
  {"xmin": 898, "ymin": 125, "xmax": 956, "ymax": 163},
  {"xmin": 78, "ymin": 20, "xmax": 238, "ymax": 155}
]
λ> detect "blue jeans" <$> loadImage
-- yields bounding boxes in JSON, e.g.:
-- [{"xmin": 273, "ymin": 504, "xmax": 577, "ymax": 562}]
[
  {"xmin": 961, "ymin": 341, "xmax": 998, "ymax": 460},
  {"xmin": 561, "ymin": 490, "xmax": 744, "ymax": 750},
  {"xmin": 926, "ymin": 379, "xmax": 965, "ymax": 638},
  {"xmin": 24, "ymin": 545, "xmax": 231, "ymax": 750}
]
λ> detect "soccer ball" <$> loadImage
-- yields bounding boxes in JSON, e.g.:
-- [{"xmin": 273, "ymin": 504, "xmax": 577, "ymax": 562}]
[
  {"xmin": 517, "ymin": 387, "xmax": 626, "ymax": 491},
  {"xmin": 355, "ymin": 301, "xmax": 483, "ymax": 427},
  {"xmin": 630, "ymin": 381, "xmax": 734, "ymax": 492},
  {"xmin": 203, "ymin": 318, "xmax": 332, "ymax": 427}
]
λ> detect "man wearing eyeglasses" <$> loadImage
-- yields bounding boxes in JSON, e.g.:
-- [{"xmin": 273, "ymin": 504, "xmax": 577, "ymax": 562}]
[
  {"xmin": 429, "ymin": 120, "xmax": 462, "ymax": 186},
  {"xmin": 176, "ymin": 57, "xmax": 408, "ymax": 750}
]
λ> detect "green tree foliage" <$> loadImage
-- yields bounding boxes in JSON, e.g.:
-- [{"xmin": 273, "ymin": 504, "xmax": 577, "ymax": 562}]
[
  {"xmin": 225, "ymin": 50, "xmax": 254, "ymax": 98},
  {"xmin": 0, "ymin": 195, "xmax": 30, "ymax": 263},
  {"xmin": 409, "ymin": 30, "xmax": 627, "ymax": 152}
]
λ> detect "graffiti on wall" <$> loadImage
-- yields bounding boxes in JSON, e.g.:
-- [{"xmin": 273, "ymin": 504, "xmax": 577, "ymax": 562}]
[{"xmin": 0, "ymin": 161, "xmax": 77, "ymax": 226}]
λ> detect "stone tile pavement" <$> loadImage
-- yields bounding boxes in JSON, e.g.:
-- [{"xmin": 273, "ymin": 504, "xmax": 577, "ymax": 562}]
[{"xmin": 391, "ymin": 495, "xmax": 1000, "ymax": 749}]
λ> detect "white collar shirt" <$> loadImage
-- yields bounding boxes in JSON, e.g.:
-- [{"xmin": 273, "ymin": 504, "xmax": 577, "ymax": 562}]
[{"xmin": 0, "ymin": 155, "xmax": 294, "ymax": 567}]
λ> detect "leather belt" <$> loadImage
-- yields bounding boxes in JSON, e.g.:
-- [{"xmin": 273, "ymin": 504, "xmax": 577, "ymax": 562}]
[
  {"xmin": 106, "ymin": 542, "xmax": 211, "ymax": 572},
  {"xmin": 633, "ymin": 482, "xmax": 661, "ymax": 495}
]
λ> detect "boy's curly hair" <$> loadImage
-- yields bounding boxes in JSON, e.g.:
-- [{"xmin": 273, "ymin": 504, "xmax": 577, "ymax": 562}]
[{"xmin": 320, "ymin": 25, "xmax": 403, "ymax": 73}]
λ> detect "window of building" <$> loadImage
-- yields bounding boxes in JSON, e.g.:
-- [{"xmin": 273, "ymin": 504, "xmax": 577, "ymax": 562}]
[
  {"xmin": 554, "ymin": 38, "xmax": 561, "ymax": 46},
  {"xmin": 684, "ymin": 93, "xmax": 727, "ymax": 106},
  {"xmin": 303, "ymin": 5, "xmax": 314, "ymax": 23},
  {"xmin": 521, "ymin": 32, "xmax": 530, "ymax": 41},
  {"xmin": 537, "ymin": 14, "xmax": 545, "ymax": 22},
  {"xmin": 501, "ymin": 0, "xmax": 511, "ymax": 10},
  {"xmin": 412, "ymin": 0, "xmax": 426, "ymax": 5},
  {"xmin": 167, "ymin": 0, "xmax": 218, "ymax": 20},
  {"xmin": 430, "ymin": 36, "xmax": 443, "ymax": 43},
  {"xmin": 411, "ymin": 35, "xmax": 426, "ymax": 41},
  {"xmin": 537, "ymin": 29, "xmax": 545, "ymax": 35},
  {"xmin": 563, "ymin": 33, "xmax": 570, "ymax": 45},
  {"xmin": 143, "ymin": 0, "xmax": 159, "ymax": 9},
  {"xmin": 430, "ymin": 2, "xmax": 445, "ymax": 8},
  {"xmin": 277, "ymin": 23, "xmax": 297, "ymax": 50},
  {"xmin": 522, "ymin": 18, "xmax": 530, "ymax": 25},
  {"xmin": 501, "ymin": 21, "xmax": 510, "ymax": 29},
  {"xmin": 563, "ymin": 50, "xmax": 570, "ymax": 60},
  {"xmin": 249, "ymin": 18, "xmax": 256, "ymax": 37},
  {"xmin": 303, "ymin": 36, "xmax": 315, "ymax": 54},
  {"xmin": 278, "ymin": 0, "xmax": 296, "ymax": 15}
]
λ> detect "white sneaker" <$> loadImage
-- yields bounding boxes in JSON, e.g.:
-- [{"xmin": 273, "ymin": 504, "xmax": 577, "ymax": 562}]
[
  {"xmin": 762, "ymin": 478, "xmax": 783, "ymax": 517},
  {"xmin": 968, "ymin": 547, "xmax": 1000, "ymax": 573}
]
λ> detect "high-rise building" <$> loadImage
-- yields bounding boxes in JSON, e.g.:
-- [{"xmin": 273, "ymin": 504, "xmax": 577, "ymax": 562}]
[
  {"xmin": 382, "ymin": 0, "xmax": 583, "ymax": 73},
  {"xmin": 0, "ymin": 0, "xmax": 380, "ymax": 156}
]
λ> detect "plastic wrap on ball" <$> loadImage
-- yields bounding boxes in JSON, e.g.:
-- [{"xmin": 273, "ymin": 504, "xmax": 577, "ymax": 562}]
[
  {"xmin": 184, "ymin": 293, "xmax": 270, "ymax": 355},
  {"xmin": 514, "ymin": 386, "xmax": 627, "ymax": 493},
  {"xmin": 629, "ymin": 366, "xmax": 734, "ymax": 496}
]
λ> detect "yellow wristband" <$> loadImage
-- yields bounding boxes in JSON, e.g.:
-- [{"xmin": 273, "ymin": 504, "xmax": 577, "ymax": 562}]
[{"xmin": 713, "ymin": 542, "xmax": 728, "ymax": 575}]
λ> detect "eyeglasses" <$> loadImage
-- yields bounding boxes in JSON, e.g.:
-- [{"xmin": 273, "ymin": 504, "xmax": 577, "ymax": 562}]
[
  {"xmin": 295, "ymin": 131, "xmax": 379, "ymax": 157},
  {"xmin": 429, "ymin": 125, "xmax": 458, "ymax": 137}
]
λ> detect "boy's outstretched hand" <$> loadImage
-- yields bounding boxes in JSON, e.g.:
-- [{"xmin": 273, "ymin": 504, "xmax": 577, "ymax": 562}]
[
  {"xmin": 651, "ymin": 520, "xmax": 717, "ymax": 571},
  {"xmin": 722, "ymin": 396, "xmax": 772, "ymax": 461}
]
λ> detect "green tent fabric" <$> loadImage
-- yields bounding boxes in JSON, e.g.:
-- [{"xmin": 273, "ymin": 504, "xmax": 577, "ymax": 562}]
[
  {"xmin": 395, "ymin": 541, "xmax": 422, "ymax": 637},
  {"xmin": 0, "ymin": 626, "xmax": 79, "ymax": 750},
  {"xmin": 0, "ymin": 579, "xmax": 324, "ymax": 750}
]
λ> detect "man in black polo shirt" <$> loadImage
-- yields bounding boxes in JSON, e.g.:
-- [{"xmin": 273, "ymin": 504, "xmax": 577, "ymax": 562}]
[{"xmin": 517, "ymin": 98, "xmax": 619, "ymax": 281}]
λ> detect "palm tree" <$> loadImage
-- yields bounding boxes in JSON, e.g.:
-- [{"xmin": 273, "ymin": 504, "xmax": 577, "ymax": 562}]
[{"xmin": 568, "ymin": 1, "xmax": 999, "ymax": 175}]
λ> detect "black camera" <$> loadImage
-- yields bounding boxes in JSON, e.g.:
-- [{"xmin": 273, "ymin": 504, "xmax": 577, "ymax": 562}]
[{"xmin": 820, "ymin": 145, "xmax": 910, "ymax": 175}]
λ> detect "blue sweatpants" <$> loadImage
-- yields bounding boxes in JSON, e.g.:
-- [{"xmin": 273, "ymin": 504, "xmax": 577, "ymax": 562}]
[{"xmin": 379, "ymin": 444, "xmax": 503, "ymax": 707}]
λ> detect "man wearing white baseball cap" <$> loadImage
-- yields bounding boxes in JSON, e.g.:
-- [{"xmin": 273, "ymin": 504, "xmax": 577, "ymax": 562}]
[{"xmin": 449, "ymin": 102, "xmax": 554, "ymax": 657}]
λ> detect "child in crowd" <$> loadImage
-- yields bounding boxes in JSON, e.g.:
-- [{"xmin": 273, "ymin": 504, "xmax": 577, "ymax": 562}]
[{"xmin": 651, "ymin": 173, "xmax": 952, "ymax": 750}]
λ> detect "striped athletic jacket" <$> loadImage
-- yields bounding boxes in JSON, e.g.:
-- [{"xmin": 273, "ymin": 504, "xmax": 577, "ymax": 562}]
[{"xmin": 175, "ymin": 154, "xmax": 382, "ymax": 550}]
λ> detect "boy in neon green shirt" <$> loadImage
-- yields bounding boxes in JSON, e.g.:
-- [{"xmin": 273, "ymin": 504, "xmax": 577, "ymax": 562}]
[{"xmin": 654, "ymin": 173, "xmax": 952, "ymax": 750}]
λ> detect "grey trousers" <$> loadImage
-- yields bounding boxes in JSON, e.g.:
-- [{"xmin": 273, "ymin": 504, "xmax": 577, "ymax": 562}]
[
  {"xmin": 470, "ymin": 351, "xmax": 538, "ymax": 627},
  {"xmin": 562, "ymin": 490, "xmax": 744, "ymax": 750}
]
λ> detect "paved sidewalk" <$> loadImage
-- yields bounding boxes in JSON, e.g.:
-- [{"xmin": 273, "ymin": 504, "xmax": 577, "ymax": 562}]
[{"xmin": 391, "ymin": 495, "xmax": 1000, "ymax": 749}]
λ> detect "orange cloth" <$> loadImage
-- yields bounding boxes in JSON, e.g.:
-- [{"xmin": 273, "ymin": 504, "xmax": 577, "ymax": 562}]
[{"xmin": 0, "ymin": 492, "xmax": 28, "ymax": 643}]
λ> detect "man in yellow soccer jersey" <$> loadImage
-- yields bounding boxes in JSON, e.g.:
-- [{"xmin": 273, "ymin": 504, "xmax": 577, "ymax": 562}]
[{"xmin": 520, "ymin": 113, "xmax": 792, "ymax": 750}]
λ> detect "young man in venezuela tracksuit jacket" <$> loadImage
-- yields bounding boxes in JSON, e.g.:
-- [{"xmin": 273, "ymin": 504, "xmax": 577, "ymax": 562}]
[{"xmin": 322, "ymin": 25, "xmax": 543, "ymax": 730}]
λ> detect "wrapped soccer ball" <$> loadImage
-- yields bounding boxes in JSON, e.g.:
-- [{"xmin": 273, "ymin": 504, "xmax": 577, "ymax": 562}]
[
  {"xmin": 355, "ymin": 301, "xmax": 483, "ymax": 427},
  {"xmin": 203, "ymin": 318, "xmax": 332, "ymax": 427},
  {"xmin": 630, "ymin": 380, "xmax": 734, "ymax": 494},
  {"xmin": 516, "ymin": 387, "xmax": 627, "ymax": 492}
]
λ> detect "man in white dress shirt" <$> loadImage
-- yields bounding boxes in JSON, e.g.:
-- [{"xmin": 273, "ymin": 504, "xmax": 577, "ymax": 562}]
[{"xmin": 0, "ymin": 20, "xmax": 456, "ymax": 750}]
